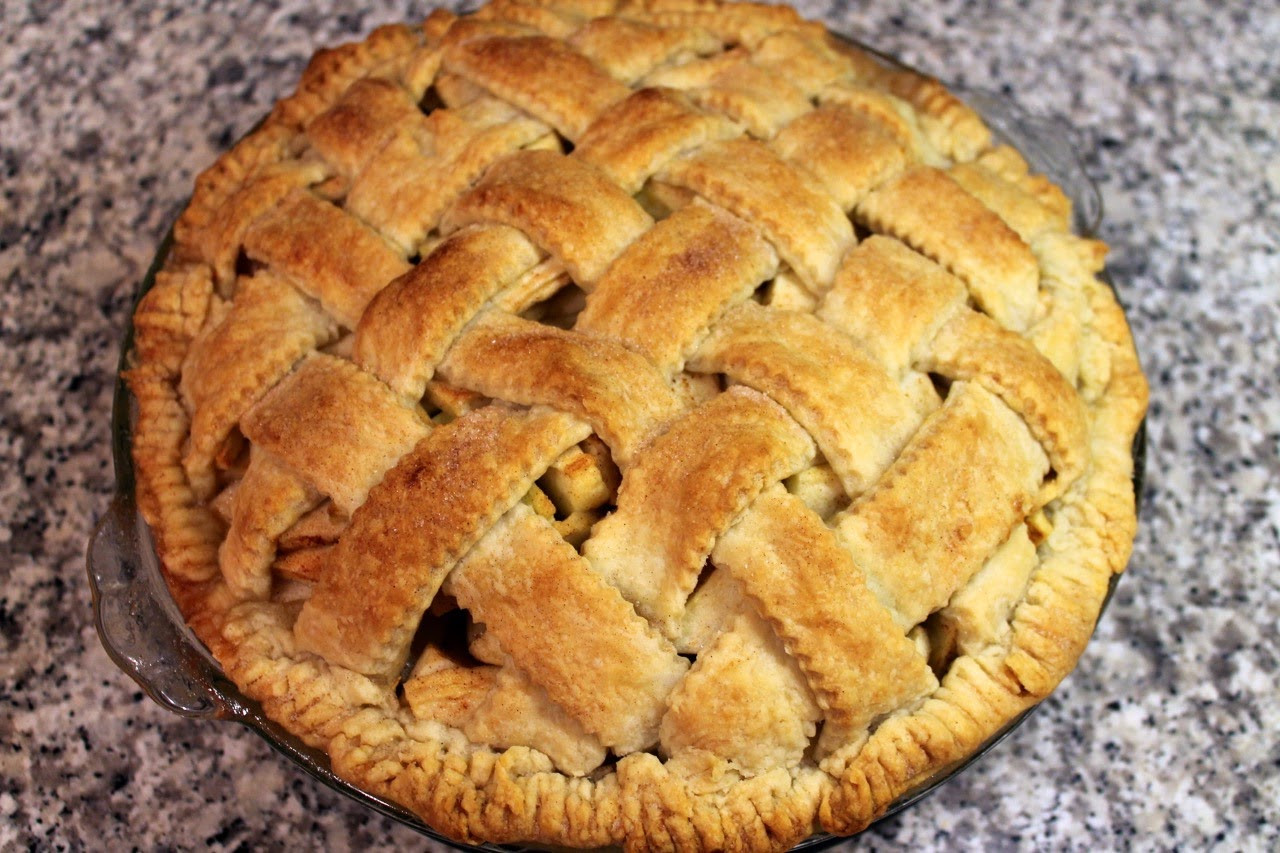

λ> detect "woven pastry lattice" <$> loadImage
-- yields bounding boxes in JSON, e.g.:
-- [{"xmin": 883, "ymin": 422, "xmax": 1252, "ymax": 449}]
[{"xmin": 126, "ymin": 0, "xmax": 1147, "ymax": 848}]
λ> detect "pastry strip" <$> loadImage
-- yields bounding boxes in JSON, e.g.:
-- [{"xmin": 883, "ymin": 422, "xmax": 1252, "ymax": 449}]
[
  {"xmin": 570, "ymin": 17, "xmax": 721, "ymax": 84},
  {"xmin": 857, "ymin": 165, "xmax": 1038, "ymax": 331},
  {"xmin": 294, "ymin": 406, "xmax": 589, "ymax": 680},
  {"xmin": 346, "ymin": 98, "xmax": 550, "ymax": 253},
  {"xmin": 712, "ymin": 485, "xmax": 937, "ymax": 732},
  {"xmin": 444, "ymin": 34, "xmax": 630, "ymax": 138},
  {"xmin": 921, "ymin": 308, "xmax": 1088, "ymax": 503},
  {"xmin": 439, "ymin": 312, "xmax": 683, "ymax": 466},
  {"xmin": 818, "ymin": 235, "xmax": 968, "ymax": 375},
  {"xmin": 690, "ymin": 301, "xmax": 930, "ymax": 497},
  {"xmin": 660, "ymin": 609, "xmax": 820, "ymax": 775},
  {"xmin": 576, "ymin": 201, "xmax": 777, "ymax": 374},
  {"xmin": 240, "ymin": 353, "xmax": 432, "ymax": 516},
  {"xmin": 659, "ymin": 137, "xmax": 853, "ymax": 292},
  {"xmin": 242, "ymin": 187, "xmax": 411, "ymax": 328},
  {"xmin": 354, "ymin": 225, "xmax": 543, "ymax": 398},
  {"xmin": 835, "ymin": 382, "xmax": 1049, "ymax": 628},
  {"xmin": 449, "ymin": 502, "xmax": 689, "ymax": 754},
  {"xmin": 442, "ymin": 149, "xmax": 653, "ymax": 286},
  {"xmin": 305, "ymin": 78, "xmax": 426, "ymax": 178},
  {"xmin": 769, "ymin": 105, "xmax": 907, "ymax": 211},
  {"xmin": 584, "ymin": 386, "xmax": 814, "ymax": 636},
  {"xmin": 180, "ymin": 271, "xmax": 339, "ymax": 499},
  {"xmin": 575, "ymin": 87, "xmax": 739, "ymax": 194}
]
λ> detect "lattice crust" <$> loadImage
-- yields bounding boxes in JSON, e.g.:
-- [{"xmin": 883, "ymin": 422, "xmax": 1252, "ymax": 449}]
[{"xmin": 125, "ymin": 1, "xmax": 1148, "ymax": 849}]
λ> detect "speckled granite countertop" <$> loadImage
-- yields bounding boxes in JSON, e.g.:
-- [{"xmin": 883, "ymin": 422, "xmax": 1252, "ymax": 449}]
[{"xmin": 3, "ymin": 0, "xmax": 1277, "ymax": 849}]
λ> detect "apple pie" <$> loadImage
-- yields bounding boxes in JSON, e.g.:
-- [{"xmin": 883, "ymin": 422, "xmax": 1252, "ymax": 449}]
[{"xmin": 125, "ymin": 0, "xmax": 1148, "ymax": 848}]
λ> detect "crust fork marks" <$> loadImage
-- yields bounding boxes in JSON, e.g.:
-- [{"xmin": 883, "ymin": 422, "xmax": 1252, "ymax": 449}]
[{"xmin": 293, "ymin": 406, "xmax": 589, "ymax": 681}]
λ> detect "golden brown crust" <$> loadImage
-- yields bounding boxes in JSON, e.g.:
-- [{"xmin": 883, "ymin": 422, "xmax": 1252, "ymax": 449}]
[
  {"xmin": 577, "ymin": 87, "xmax": 739, "ymax": 194},
  {"xmin": 242, "ymin": 187, "xmax": 411, "ymax": 328},
  {"xmin": 584, "ymin": 386, "xmax": 814, "ymax": 634},
  {"xmin": 857, "ymin": 164, "xmax": 1039, "ymax": 329},
  {"xmin": 690, "ymin": 301, "xmax": 930, "ymax": 496},
  {"xmin": 354, "ymin": 225, "xmax": 543, "ymax": 397},
  {"xmin": 659, "ymin": 136, "xmax": 853, "ymax": 290},
  {"xmin": 450, "ymin": 503, "xmax": 689, "ymax": 754},
  {"xmin": 125, "ymin": 2, "xmax": 1148, "ymax": 849},
  {"xmin": 769, "ymin": 104, "xmax": 908, "ymax": 210},
  {"xmin": 293, "ymin": 405, "xmax": 587, "ymax": 680},
  {"xmin": 179, "ymin": 271, "xmax": 338, "ymax": 499},
  {"xmin": 714, "ymin": 486, "xmax": 937, "ymax": 733},
  {"xmin": 439, "ymin": 312, "xmax": 683, "ymax": 464},
  {"xmin": 921, "ymin": 308, "xmax": 1089, "ymax": 505},
  {"xmin": 577, "ymin": 201, "xmax": 777, "ymax": 372},
  {"xmin": 445, "ymin": 33, "xmax": 631, "ymax": 138},
  {"xmin": 442, "ymin": 149, "xmax": 654, "ymax": 285}
]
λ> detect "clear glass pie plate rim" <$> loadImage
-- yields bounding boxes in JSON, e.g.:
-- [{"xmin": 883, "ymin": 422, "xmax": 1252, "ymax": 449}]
[{"xmin": 87, "ymin": 31, "xmax": 1146, "ymax": 852}]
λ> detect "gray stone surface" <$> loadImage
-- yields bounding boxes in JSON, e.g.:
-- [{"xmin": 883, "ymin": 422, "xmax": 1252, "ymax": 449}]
[{"xmin": 2, "ymin": 0, "xmax": 1276, "ymax": 849}]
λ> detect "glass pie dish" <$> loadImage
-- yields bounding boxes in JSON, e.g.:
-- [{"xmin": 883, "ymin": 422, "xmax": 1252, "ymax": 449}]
[{"xmin": 88, "ymin": 31, "xmax": 1145, "ymax": 851}]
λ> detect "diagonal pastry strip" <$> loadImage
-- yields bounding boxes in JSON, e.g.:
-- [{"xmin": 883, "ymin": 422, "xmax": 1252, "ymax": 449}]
[
  {"xmin": 576, "ymin": 200, "xmax": 778, "ymax": 376},
  {"xmin": 574, "ymin": 87, "xmax": 740, "ymax": 195},
  {"xmin": 919, "ymin": 308, "xmax": 1089, "ymax": 506},
  {"xmin": 448, "ymin": 502, "xmax": 689, "ymax": 755},
  {"xmin": 441, "ymin": 149, "xmax": 653, "ymax": 286},
  {"xmin": 180, "ymin": 271, "xmax": 339, "ymax": 500},
  {"xmin": 346, "ymin": 98, "xmax": 551, "ymax": 255},
  {"xmin": 583, "ymin": 386, "xmax": 815, "ymax": 638},
  {"xmin": 711, "ymin": 484, "xmax": 937, "ymax": 734},
  {"xmin": 242, "ymin": 187, "xmax": 411, "ymax": 330},
  {"xmin": 444, "ymin": 33, "xmax": 631, "ymax": 140},
  {"xmin": 221, "ymin": 353, "xmax": 433, "ymax": 597},
  {"xmin": 240, "ymin": 353, "xmax": 432, "ymax": 517},
  {"xmin": 856, "ymin": 165, "xmax": 1038, "ymax": 331},
  {"xmin": 660, "ymin": 608, "xmax": 821, "ymax": 776},
  {"xmin": 769, "ymin": 104, "xmax": 908, "ymax": 211},
  {"xmin": 354, "ymin": 224, "xmax": 543, "ymax": 399},
  {"xmin": 689, "ymin": 301, "xmax": 933, "ymax": 498},
  {"xmin": 293, "ymin": 405, "xmax": 589, "ymax": 682},
  {"xmin": 834, "ymin": 382, "xmax": 1049, "ymax": 629},
  {"xmin": 438, "ymin": 312, "xmax": 684, "ymax": 468},
  {"xmin": 658, "ymin": 137, "xmax": 854, "ymax": 293}
]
